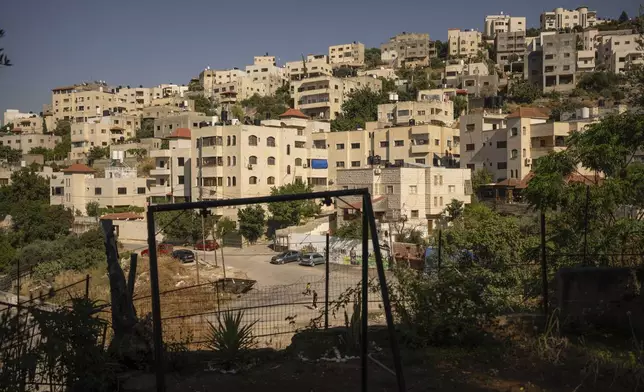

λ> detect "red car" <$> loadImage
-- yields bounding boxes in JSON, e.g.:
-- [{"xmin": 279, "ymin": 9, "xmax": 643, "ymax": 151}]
[
  {"xmin": 141, "ymin": 243, "xmax": 174, "ymax": 257},
  {"xmin": 195, "ymin": 240, "xmax": 220, "ymax": 251}
]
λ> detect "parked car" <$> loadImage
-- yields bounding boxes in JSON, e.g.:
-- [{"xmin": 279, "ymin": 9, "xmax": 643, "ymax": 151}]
[
  {"xmin": 195, "ymin": 240, "xmax": 220, "ymax": 251},
  {"xmin": 270, "ymin": 250, "xmax": 302, "ymax": 264},
  {"xmin": 141, "ymin": 243, "xmax": 174, "ymax": 257},
  {"xmin": 172, "ymin": 249, "xmax": 196, "ymax": 263},
  {"xmin": 298, "ymin": 252, "xmax": 325, "ymax": 266}
]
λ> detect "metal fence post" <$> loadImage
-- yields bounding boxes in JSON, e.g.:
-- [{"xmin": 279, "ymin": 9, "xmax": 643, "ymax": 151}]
[
  {"xmin": 540, "ymin": 211, "xmax": 549, "ymax": 323},
  {"xmin": 361, "ymin": 194, "xmax": 369, "ymax": 392},
  {"xmin": 325, "ymin": 232, "xmax": 330, "ymax": 330},
  {"xmin": 146, "ymin": 209, "xmax": 166, "ymax": 392},
  {"xmin": 85, "ymin": 274, "xmax": 90, "ymax": 299}
]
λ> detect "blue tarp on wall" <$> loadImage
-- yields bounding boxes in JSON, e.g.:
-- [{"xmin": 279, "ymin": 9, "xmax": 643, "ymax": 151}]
[{"xmin": 311, "ymin": 159, "xmax": 328, "ymax": 169}]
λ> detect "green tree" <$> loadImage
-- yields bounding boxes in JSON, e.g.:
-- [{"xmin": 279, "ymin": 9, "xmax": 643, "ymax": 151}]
[
  {"xmin": 451, "ymin": 95, "xmax": 468, "ymax": 119},
  {"xmin": 188, "ymin": 78, "xmax": 204, "ymax": 92},
  {"xmin": 334, "ymin": 219, "xmax": 363, "ymax": 240},
  {"xmin": 267, "ymin": 182, "xmax": 320, "ymax": 229},
  {"xmin": 333, "ymin": 67, "xmax": 356, "ymax": 78},
  {"xmin": 526, "ymin": 28, "xmax": 541, "ymax": 37},
  {"xmin": 0, "ymin": 233, "xmax": 15, "ymax": 272},
  {"xmin": 237, "ymin": 205, "xmax": 266, "ymax": 244},
  {"xmin": 42, "ymin": 118, "xmax": 48, "ymax": 134},
  {"xmin": 53, "ymin": 134, "xmax": 71, "ymax": 160},
  {"xmin": 87, "ymin": 146, "xmax": 109, "ymax": 162},
  {"xmin": 434, "ymin": 40, "xmax": 448, "ymax": 59},
  {"xmin": 230, "ymin": 104, "xmax": 245, "ymax": 120},
  {"xmin": 0, "ymin": 29, "xmax": 11, "ymax": 67},
  {"xmin": 331, "ymin": 88, "xmax": 389, "ymax": 131},
  {"xmin": 215, "ymin": 217, "xmax": 236, "ymax": 239},
  {"xmin": 508, "ymin": 79, "xmax": 541, "ymax": 104},
  {"xmin": 28, "ymin": 146, "xmax": 55, "ymax": 161},
  {"xmin": 577, "ymin": 71, "xmax": 625, "ymax": 99},
  {"xmin": 364, "ymin": 47, "xmax": 382, "ymax": 68},
  {"xmin": 53, "ymin": 120, "xmax": 71, "ymax": 137},
  {"xmin": 4, "ymin": 168, "xmax": 49, "ymax": 204},
  {"xmin": 471, "ymin": 168, "xmax": 494, "ymax": 193},
  {"xmin": 136, "ymin": 118, "xmax": 155, "ymax": 139},
  {"xmin": 156, "ymin": 211, "xmax": 215, "ymax": 245},
  {"xmin": 0, "ymin": 145, "xmax": 22, "ymax": 165},
  {"xmin": 86, "ymin": 201, "xmax": 100, "ymax": 218},
  {"xmin": 443, "ymin": 199, "xmax": 464, "ymax": 222},
  {"xmin": 396, "ymin": 67, "xmax": 434, "ymax": 100},
  {"xmin": 11, "ymin": 203, "xmax": 74, "ymax": 246},
  {"xmin": 618, "ymin": 11, "xmax": 629, "ymax": 23},
  {"xmin": 193, "ymin": 94, "xmax": 218, "ymax": 116},
  {"xmin": 240, "ymin": 93, "xmax": 289, "ymax": 120}
]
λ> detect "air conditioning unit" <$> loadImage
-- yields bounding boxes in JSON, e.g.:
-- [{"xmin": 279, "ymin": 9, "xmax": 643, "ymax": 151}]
[
  {"xmin": 374, "ymin": 168, "xmax": 381, "ymax": 175},
  {"xmin": 524, "ymin": 158, "xmax": 531, "ymax": 166},
  {"xmin": 247, "ymin": 164, "xmax": 253, "ymax": 170}
]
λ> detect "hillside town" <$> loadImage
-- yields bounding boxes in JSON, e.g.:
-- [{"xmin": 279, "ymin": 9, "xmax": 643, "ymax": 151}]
[{"xmin": 1, "ymin": 3, "xmax": 644, "ymax": 391}]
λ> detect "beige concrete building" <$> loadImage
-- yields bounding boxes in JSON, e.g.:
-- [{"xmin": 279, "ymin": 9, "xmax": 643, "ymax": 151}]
[
  {"xmin": 447, "ymin": 29, "xmax": 483, "ymax": 58},
  {"xmin": 70, "ymin": 114, "xmax": 141, "ymax": 160},
  {"xmin": 542, "ymin": 33, "xmax": 576, "ymax": 93},
  {"xmin": 336, "ymin": 166, "xmax": 472, "ymax": 233},
  {"xmin": 292, "ymin": 75, "xmax": 381, "ymax": 120},
  {"xmin": 51, "ymin": 83, "xmax": 133, "ymax": 123},
  {"xmin": 245, "ymin": 56, "xmax": 286, "ymax": 94},
  {"xmin": 484, "ymin": 14, "xmax": 526, "ymax": 38},
  {"xmin": 4, "ymin": 114, "xmax": 45, "ymax": 133},
  {"xmin": 577, "ymin": 50, "xmax": 596, "ymax": 73},
  {"xmin": 114, "ymin": 84, "xmax": 189, "ymax": 111},
  {"xmin": 213, "ymin": 76, "xmax": 268, "ymax": 105},
  {"xmin": 0, "ymin": 132, "xmax": 61, "ymax": 151},
  {"xmin": 596, "ymin": 33, "xmax": 644, "ymax": 73},
  {"xmin": 357, "ymin": 67, "xmax": 398, "ymax": 80},
  {"xmin": 3, "ymin": 110, "xmax": 42, "ymax": 127},
  {"xmin": 329, "ymin": 42, "xmax": 365, "ymax": 68},
  {"xmin": 495, "ymin": 31, "xmax": 526, "ymax": 70},
  {"xmin": 286, "ymin": 54, "xmax": 333, "ymax": 82},
  {"xmin": 1, "ymin": 166, "xmax": 54, "ymax": 186},
  {"xmin": 50, "ymin": 163, "xmax": 152, "ymax": 214},
  {"xmin": 199, "ymin": 68, "xmax": 246, "ymax": 97},
  {"xmin": 377, "ymin": 100, "xmax": 454, "ymax": 127},
  {"xmin": 153, "ymin": 112, "xmax": 217, "ymax": 138},
  {"xmin": 540, "ymin": 6, "xmax": 599, "ymax": 31},
  {"xmin": 380, "ymin": 33, "xmax": 436, "ymax": 68}
]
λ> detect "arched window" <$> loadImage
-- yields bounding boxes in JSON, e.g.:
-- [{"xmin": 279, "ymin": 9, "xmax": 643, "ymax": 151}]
[
  {"xmin": 267, "ymin": 136, "xmax": 275, "ymax": 147},
  {"xmin": 522, "ymin": 126, "xmax": 526, "ymax": 135},
  {"xmin": 227, "ymin": 156, "xmax": 231, "ymax": 166},
  {"xmin": 232, "ymin": 135, "xmax": 236, "ymax": 146},
  {"xmin": 249, "ymin": 176, "xmax": 257, "ymax": 185},
  {"xmin": 267, "ymin": 176, "xmax": 275, "ymax": 185},
  {"xmin": 267, "ymin": 156, "xmax": 276, "ymax": 165},
  {"xmin": 511, "ymin": 149, "xmax": 518, "ymax": 159},
  {"xmin": 249, "ymin": 155, "xmax": 258, "ymax": 165},
  {"xmin": 227, "ymin": 177, "xmax": 231, "ymax": 186},
  {"xmin": 295, "ymin": 158, "xmax": 302, "ymax": 166},
  {"xmin": 287, "ymin": 165, "xmax": 291, "ymax": 174},
  {"xmin": 522, "ymin": 148, "xmax": 526, "ymax": 157},
  {"xmin": 248, "ymin": 135, "xmax": 258, "ymax": 146},
  {"xmin": 227, "ymin": 136, "xmax": 231, "ymax": 146},
  {"xmin": 232, "ymin": 156, "xmax": 237, "ymax": 166},
  {"xmin": 286, "ymin": 144, "xmax": 291, "ymax": 155},
  {"xmin": 232, "ymin": 176, "xmax": 237, "ymax": 186}
]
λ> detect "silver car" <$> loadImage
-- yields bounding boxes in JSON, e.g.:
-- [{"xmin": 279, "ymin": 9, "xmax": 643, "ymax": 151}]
[{"xmin": 299, "ymin": 252, "xmax": 325, "ymax": 266}]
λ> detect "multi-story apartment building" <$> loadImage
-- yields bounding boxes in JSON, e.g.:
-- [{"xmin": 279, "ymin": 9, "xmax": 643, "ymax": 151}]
[
  {"xmin": 212, "ymin": 76, "xmax": 268, "ymax": 105},
  {"xmin": 199, "ymin": 68, "xmax": 246, "ymax": 97},
  {"xmin": 444, "ymin": 61, "xmax": 489, "ymax": 86},
  {"xmin": 540, "ymin": 6, "xmax": 599, "ymax": 30},
  {"xmin": 380, "ymin": 33, "xmax": 436, "ymax": 68},
  {"xmin": 442, "ymin": 60, "xmax": 497, "ymax": 97},
  {"xmin": 286, "ymin": 55, "xmax": 333, "ymax": 82},
  {"xmin": 495, "ymin": 31, "xmax": 526, "ymax": 69},
  {"xmin": 577, "ymin": 50, "xmax": 596, "ymax": 73},
  {"xmin": 596, "ymin": 33, "xmax": 644, "ymax": 73},
  {"xmin": 51, "ymin": 83, "xmax": 128, "ymax": 123},
  {"xmin": 153, "ymin": 112, "xmax": 217, "ymax": 138},
  {"xmin": 50, "ymin": 163, "xmax": 151, "ymax": 214},
  {"xmin": 357, "ymin": 68, "xmax": 398, "ymax": 80},
  {"xmin": 328, "ymin": 42, "xmax": 365, "ymax": 68},
  {"xmin": 0, "ymin": 132, "xmax": 61, "ymax": 151},
  {"xmin": 244, "ymin": 55, "xmax": 286, "ymax": 95},
  {"xmin": 542, "ymin": 33, "xmax": 576, "ymax": 93},
  {"xmin": 460, "ymin": 107, "xmax": 597, "ymax": 182},
  {"xmin": 336, "ymin": 166, "xmax": 472, "ymax": 233},
  {"xmin": 291, "ymin": 75, "xmax": 381, "ymax": 121},
  {"xmin": 114, "ymin": 84, "xmax": 189, "ymax": 111},
  {"xmin": 70, "ymin": 114, "xmax": 141, "ymax": 160},
  {"xmin": 447, "ymin": 29, "xmax": 483, "ymax": 58},
  {"xmin": 524, "ymin": 31, "xmax": 556, "ymax": 86},
  {"xmin": 484, "ymin": 14, "xmax": 526, "ymax": 38},
  {"xmin": 377, "ymin": 99, "xmax": 454, "ymax": 127},
  {"xmin": 3, "ymin": 110, "xmax": 41, "ymax": 127}
]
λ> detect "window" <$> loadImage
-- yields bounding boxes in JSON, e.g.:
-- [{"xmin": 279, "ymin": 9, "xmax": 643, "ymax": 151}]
[
  {"xmin": 394, "ymin": 159, "xmax": 404, "ymax": 165},
  {"xmin": 434, "ymin": 175, "xmax": 438, "ymax": 185},
  {"xmin": 336, "ymin": 161, "xmax": 345, "ymax": 168},
  {"xmin": 137, "ymin": 187, "xmax": 146, "ymax": 194},
  {"xmin": 411, "ymin": 210, "xmax": 419, "ymax": 218},
  {"xmin": 522, "ymin": 148, "xmax": 526, "ymax": 157},
  {"xmin": 248, "ymin": 135, "xmax": 258, "ymax": 146},
  {"xmin": 394, "ymin": 140, "xmax": 404, "ymax": 147},
  {"xmin": 511, "ymin": 127, "xmax": 518, "ymax": 136},
  {"xmin": 466, "ymin": 124, "xmax": 475, "ymax": 131},
  {"xmin": 178, "ymin": 176, "xmax": 185, "ymax": 185},
  {"xmin": 439, "ymin": 175, "xmax": 443, "ymax": 185},
  {"xmin": 178, "ymin": 157, "xmax": 184, "ymax": 166},
  {"xmin": 249, "ymin": 176, "xmax": 257, "ymax": 185},
  {"xmin": 434, "ymin": 197, "xmax": 438, "ymax": 207},
  {"xmin": 380, "ymin": 141, "xmax": 389, "ymax": 147},
  {"xmin": 386, "ymin": 186, "xmax": 394, "ymax": 194},
  {"xmin": 351, "ymin": 161, "xmax": 360, "ymax": 167},
  {"xmin": 232, "ymin": 136, "xmax": 236, "ymax": 146},
  {"xmin": 227, "ymin": 136, "xmax": 231, "ymax": 146},
  {"xmin": 511, "ymin": 149, "xmax": 518, "ymax": 159},
  {"xmin": 267, "ymin": 176, "xmax": 275, "ymax": 185},
  {"xmin": 415, "ymin": 158, "xmax": 426, "ymax": 164},
  {"xmin": 266, "ymin": 156, "xmax": 276, "ymax": 166},
  {"xmin": 286, "ymin": 165, "xmax": 291, "ymax": 174},
  {"xmin": 232, "ymin": 156, "xmax": 237, "ymax": 166},
  {"xmin": 448, "ymin": 185, "xmax": 455, "ymax": 193},
  {"xmin": 497, "ymin": 162, "xmax": 507, "ymax": 169},
  {"xmin": 94, "ymin": 187, "xmax": 102, "ymax": 195},
  {"xmin": 351, "ymin": 143, "xmax": 360, "ymax": 149},
  {"xmin": 440, "ymin": 197, "xmax": 443, "ymax": 206},
  {"xmin": 286, "ymin": 144, "xmax": 291, "ymax": 155},
  {"xmin": 563, "ymin": 53, "xmax": 571, "ymax": 58},
  {"xmin": 117, "ymin": 187, "xmax": 127, "ymax": 195},
  {"xmin": 249, "ymin": 156, "xmax": 258, "ymax": 165},
  {"xmin": 232, "ymin": 176, "xmax": 237, "ymax": 186},
  {"xmin": 563, "ymin": 65, "xmax": 570, "ymax": 71},
  {"xmin": 522, "ymin": 126, "xmax": 526, "ymax": 135},
  {"xmin": 409, "ymin": 185, "xmax": 417, "ymax": 194},
  {"xmin": 266, "ymin": 137, "xmax": 276, "ymax": 147},
  {"xmin": 466, "ymin": 144, "xmax": 475, "ymax": 151},
  {"xmin": 227, "ymin": 177, "xmax": 231, "ymax": 186},
  {"xmin": 336, "ymin": 143, "xmax": 345, "ymax": 150},
  {"xmin": 496, "ymin": 141, "xmax": 507, "ymax": 148},
  {"xmin": 435, "ymin": 139, "xmax": 440, "ymax": 146}
]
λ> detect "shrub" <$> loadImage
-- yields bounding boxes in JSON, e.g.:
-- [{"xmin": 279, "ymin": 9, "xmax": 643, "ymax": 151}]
[{"xmin": 206, "ymin": 310, "xmax": 258, "ymax": 369}]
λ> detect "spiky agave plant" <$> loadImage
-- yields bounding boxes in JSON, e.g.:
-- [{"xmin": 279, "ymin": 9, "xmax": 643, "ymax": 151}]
[{"xmin": 206, "ymin": 310, "xmax": 258, "ymax": 368}]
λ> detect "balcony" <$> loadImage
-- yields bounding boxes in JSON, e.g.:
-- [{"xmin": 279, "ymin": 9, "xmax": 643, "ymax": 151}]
[
  {"xmin": 201, "ymin": 166, "xmax": 222, "ymax": 177},
  {"xmin": 298, "ymin": 100, "xmax": 331, "ymax": 110},
  {"xmin": 410, "ymin": 143, "xmax": 431, "ymax": 154},
  {"xmin": 410, "ymin": 126, "xmax": 430, "ymax": 135},
  {"xmin": 150, "ymin": 149, "xmax": 172, "ymax": 158},
  {"xmin": 150, "ymin": 168, "xmax": 171, "ymax": 176},
  {"xmin": 299, "ymin": 87, "xmax": 331, "ymax": 97},
  {"xmin": 531, "ymin": 146, "xmax": 565, "ymax": 159}
]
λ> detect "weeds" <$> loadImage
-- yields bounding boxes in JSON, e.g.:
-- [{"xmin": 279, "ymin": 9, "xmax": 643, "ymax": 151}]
[
  {"xmin": 339, "ymin": 297, "xmax": 361, "ymax": 355},
  {"xmin": 206, "ymin": 310, "xmax": 258, "ymax": 369},
  {"xmin": 535, "ymin": 309, "xmax": 568, "ymax": 365}
]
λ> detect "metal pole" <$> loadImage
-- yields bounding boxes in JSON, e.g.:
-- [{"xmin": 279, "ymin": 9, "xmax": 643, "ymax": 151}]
[
  {"xmin": 364, "ymin": 197, "xmax": 407, "ymax": 392},
  {"xmin": 16, "ymin": 258, "xmax": 20, "ymax": 302},
  {"xmin": 583, "ymin": 185, "xmax": 589, "ymax": 266},
  {"xmin": 437, "ymin": 230, "xmax": 442, "ymax": 271},
  {"xmin": 127, "ymin": 253, "xmax": 138, "ymax": 300},
  {"xmin": 361, "ymin": 194, "xmax": 369, "ymax": 392},
  {"xmin": 540, "ymin": 212, "xmax": 549, "ymax": 323},
  {"xmin": 146, "ymin": 209, "xmax": 166, "ymax": 392},
  {"xmin": 197, "ymin": 138, "xmax": 204, "ymax": 284},
  {"xmin": 85, "ymin": 274, "xmax": 90, "ymax": 298},
  {"xmin": 325, "ymin": 232, "xmax": 330, "ymax": 330}
]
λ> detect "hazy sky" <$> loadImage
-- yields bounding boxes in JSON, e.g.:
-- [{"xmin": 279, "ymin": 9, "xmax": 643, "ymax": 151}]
[{"xmin": 0, "ymin": 0, "xmax": 637, "ymax": 122}]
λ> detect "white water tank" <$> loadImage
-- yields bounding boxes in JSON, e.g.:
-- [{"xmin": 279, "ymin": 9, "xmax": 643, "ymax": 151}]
[
  {"xmin": 111, "ymin": 150, "xmax": 119, "ymax": 160},
  {"xmin": 581, "ymin": 107, "xmax": 590, "ymax": 119}
]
